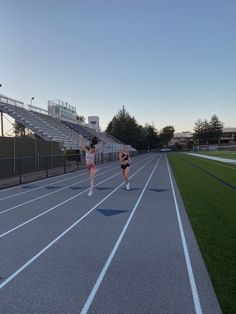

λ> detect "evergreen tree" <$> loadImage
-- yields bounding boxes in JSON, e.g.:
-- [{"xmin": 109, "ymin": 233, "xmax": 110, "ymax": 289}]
[
  {"xmin": 208, "ymin": 114, "xmax": 223, "ymax": 144},
  {"xmin": 106, "ymin": 106, "xmax": 143, "ymax": 149}
]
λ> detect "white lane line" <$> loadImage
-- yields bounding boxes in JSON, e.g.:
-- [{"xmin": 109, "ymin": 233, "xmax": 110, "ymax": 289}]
[
  {"xmin": 0, "ymin": 155, "xmax": 145, "ymax": 196},
  {"xmin": 0, "ymin": 157, "xmax": 151, "ymax": 238},
  {"xmin": 0, "ymin": 162, "xmax": 128, "ymax": 215},
  {"xmin": 166, "ymin": 155, "xmax": 203, "ymax": 314},
  {"xmin": 0, "ymin": 172, "xmax": 118, "ymax": 238},
  {"xmin": 0, "ymin": 157, "xmax": 146, "ymax": 215},
  {"xmin": 0, "ymin": 169, "xmax": 79, "ymax": 194},
  {"xmin": 0, "ymin": 162, "xmax": 117, "ymax": 201},
  {"xmin": 0, "ymin": 157, "xmax": 154, "ymax": 289},
  {"xmin": 80, "ymin": 155, "xmax": 162, "ymax": 314},
  {"xmin": 0, "ymin": 172, "xmax": 85, "ymax": 201}
]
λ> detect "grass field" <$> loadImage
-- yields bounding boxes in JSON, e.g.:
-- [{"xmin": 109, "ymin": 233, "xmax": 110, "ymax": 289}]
[{"xmin": 168, "ymin": 152, "xmax": 236, "ymax": 314}]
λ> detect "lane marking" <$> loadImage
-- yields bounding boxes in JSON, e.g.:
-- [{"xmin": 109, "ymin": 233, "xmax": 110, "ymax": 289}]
[
  {"xmin": 166, "ymin": 155, "xmax": 203, "ymax": 314},
  {"xmin": 0, "ymin": 155, "xmax": 145, "ymax": 195},
  {"xmin": 0, "ymin": 164, "xmax": 121, "ymax": 215},
  {"xmin": 0, "ymin": 169, "xmax": 80, "ymax": 194},
  {"xmin": 0, "ymin": 162, "xmax": 118, "ymax": 201},
  {"xmin": 0, "ymin": 157, "xmax": 151, "ymax": 238},
  {"xmin": 0, "ymin": 172, "xmax": 119, "ymax": 238},
  {"xmin": 0, "ymin": 157, "xmax": 155, "ymax": 289},
  {"xmin": 185, "ymin": 153, "xmax": 236, "ymax": 164},
  {"xmin": 80, "ymin": 156, "xmax": 162, "ymax": 314},
  {"xmin": 0, "ymin": 171, "xmax": 86, "ymax": 201}
]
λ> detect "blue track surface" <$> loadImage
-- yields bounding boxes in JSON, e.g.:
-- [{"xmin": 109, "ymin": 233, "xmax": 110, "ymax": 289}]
[{"xmin": 0, "ymin": 153, "xmax": 221, "ymax": 313}]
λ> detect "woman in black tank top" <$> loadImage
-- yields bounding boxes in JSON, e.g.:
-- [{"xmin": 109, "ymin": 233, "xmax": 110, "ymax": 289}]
[{"xmin": 119, "ymin": 145, "xmax": 131, "ymax": 190}]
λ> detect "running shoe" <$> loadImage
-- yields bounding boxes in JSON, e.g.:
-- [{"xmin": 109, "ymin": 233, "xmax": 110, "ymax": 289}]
[
  {"xmin": 88, "ymin": 189, "xmax": 93, "ymax": 196},
  {"xmin": 126, "ymin": 183, "xmax": 130, "ymax": 190}
]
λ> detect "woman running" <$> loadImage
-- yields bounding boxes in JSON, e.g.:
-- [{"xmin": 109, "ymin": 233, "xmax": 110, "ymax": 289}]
[
  {"xmin": 119, "ymin": 145, "xmax": 131, "ymax": 190},
  {"xmin": 80, "ymin": 135, "xmax": 103, "ymax": 196}
]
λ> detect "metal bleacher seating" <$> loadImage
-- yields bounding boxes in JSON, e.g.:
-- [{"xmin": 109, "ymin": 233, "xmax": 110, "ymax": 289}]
[
  {"xmin": 0, "ymin": 94, "xmax": 129, "ymax": 151},
  {"xmin": 0, "ymin": 94, "xmax": 79, "ymax": 149}
]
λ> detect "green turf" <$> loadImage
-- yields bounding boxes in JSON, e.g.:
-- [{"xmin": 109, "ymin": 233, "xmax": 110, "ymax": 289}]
[{"xmin": 167, "ymin": 152, "xmax": 236, "ymax": 314}]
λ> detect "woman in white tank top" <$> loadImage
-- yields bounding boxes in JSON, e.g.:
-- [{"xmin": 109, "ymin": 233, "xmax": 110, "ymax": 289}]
[{"xmin": 80, "ymin": 135, "xmax": 103, "ymax": 196}]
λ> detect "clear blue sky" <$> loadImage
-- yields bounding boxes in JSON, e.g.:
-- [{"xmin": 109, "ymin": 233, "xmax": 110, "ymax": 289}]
[{"xmin": 1, "ymin": 0, "xmax": 236, "ymax": 132}]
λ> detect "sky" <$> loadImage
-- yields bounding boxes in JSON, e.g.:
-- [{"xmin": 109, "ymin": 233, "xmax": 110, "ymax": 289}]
[{"xmin": 0, "ymin": 0, "xmax": 236, "ymax": 133}]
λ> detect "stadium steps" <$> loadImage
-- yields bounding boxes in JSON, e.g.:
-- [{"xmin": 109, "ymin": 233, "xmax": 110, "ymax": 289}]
[{"xmin": 0, "ymin": 102, "xmax": 80, "ymax": 149}]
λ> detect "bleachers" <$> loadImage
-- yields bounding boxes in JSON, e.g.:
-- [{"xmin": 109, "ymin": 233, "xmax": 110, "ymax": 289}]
[
  {"xmin": 0, "ymin": 94, "xmax": 135, "ymax": 152},
  {"xmin": 63, "ymin": 121, "xmax": 123, "ymax": 145},
  {"xmin": 33, "ymin": 112, "xmax": 81, "ymax": 148},
  {"xmin": 0, "ymin": 95, "xmax": 79, "ymax": 149},
  {"xmin": 63, "ymin": 120, "xmax": 96, "ymax": 140}
]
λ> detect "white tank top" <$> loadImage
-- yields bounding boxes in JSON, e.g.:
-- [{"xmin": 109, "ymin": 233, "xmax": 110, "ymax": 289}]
[{"xmin": 86, "ymin": 152, "xmax": 95, "ymax": 163}]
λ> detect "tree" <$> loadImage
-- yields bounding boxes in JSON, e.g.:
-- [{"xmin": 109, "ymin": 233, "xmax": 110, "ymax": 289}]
[
  {"xmin": 106, "ymin": 106, "xmax": 143, "ymax": 149},
  {"xmin": 193, "ymin": 115, "xmax": 223, "ymax": 145},
  {"xmin": 76, "ymin": 115, "xmax": 86, "ymax": 123},
  {"xmin": 143, "ymin": 123, "xmax": 159, "ymax": 150},
  {"xmin": 208, "ymin": 114, "xmax": 223, "ymax": 144},
  {"xmin": 159, "ymin": 126, "xmax": 175, "ymax": 146},
  {"xmin": 193, "ymin": 119, "xmax": 209, "ymax": 144},
  {"xmin": 13, "ymin": 122, "xmax": 26, "ymax": 137}
]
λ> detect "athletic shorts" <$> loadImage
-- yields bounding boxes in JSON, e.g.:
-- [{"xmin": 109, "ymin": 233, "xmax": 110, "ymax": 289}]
[
  {"xmin": 87, "ymin": 163, "xmax": 96, "ymax": 172},
  {"xmin": 121, "ymin": 163, "xmax": 130, "ymax": 170}
]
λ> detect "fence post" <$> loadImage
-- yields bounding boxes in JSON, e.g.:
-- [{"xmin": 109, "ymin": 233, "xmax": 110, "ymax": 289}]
[
  {"xmin": 64, "ymin": 155, "xmax": 66, "ymax": 173},
  {"xmin": 13, "ymin": 137, "xmax": 16, "ymax": 173},
  {"xmin": 45, "ymin": 156, "xmax": 48, "ymax": 178},
  {"xmin": 18, "ymin": 157, "xmax": 22, "ymax": 184},
  {"xmin": 76, "ymin": 153, "xmax": 80, "ymax": 171}
]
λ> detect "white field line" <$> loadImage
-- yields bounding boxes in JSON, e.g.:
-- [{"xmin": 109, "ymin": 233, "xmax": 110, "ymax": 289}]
[
  {"xmin": 0, "ymin": 168, "xmax": 80, "ymax": 194},
  {"xmin": 0, "ymin": 154, "xmax": 146, "ymax": 196},
  {"xmin": 0, "ymin": 164, "xmax": 120, "ymax": 215},
  {"xmin": 80, "ymin": 156, "xmax": 162, "ymax": 314},
  {"xmin": 0, "ymin": 157, "xmax": 156, "ymax": 289},
  {"xmin": 0, "ymin": 157, "xmax": 152, "ymax": 239},
  {"xmin": 166, "ymin": 155, "xmax": 202, "ymax": 314},
  {"xmin": 185, "ymin": 153, "xmax": 236, "ymax": 164},
  {"xmin": 0, "ymin": 158, "xmax": 147, "ymax": 215},
  {"xmin": 0, "ymin": 171, "xmax": 87, "ymax": 201},
  {"xmin": 197, "ymin": 158, "xmax": 236, "ymax": 171},
  {"xmin": 0, "ymin": 162, "xmax": 117, "ymax": 201}
]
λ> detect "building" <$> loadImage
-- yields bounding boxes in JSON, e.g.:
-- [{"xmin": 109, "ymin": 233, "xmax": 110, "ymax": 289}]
[
  {"xmin": 169, "ymin": 128, "xmax": 236, "ymax": 148},
  {"xmin": 169, "ymin": 131, "xmax": 193, "ymax": 147},
  {"xmin": 88, "ymin": 116, "xmax": 100, "ymax": 132},
  {"xmin": 219, "ymin": 127, "xmax": 236, "ymax": 144},
  {"xmin": 48, "ymin": 99, "xmax": 77, "ymax": 122}
]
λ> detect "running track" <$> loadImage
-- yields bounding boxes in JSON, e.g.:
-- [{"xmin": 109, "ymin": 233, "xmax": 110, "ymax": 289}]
[{"xmin": 0, "ymin": 153, "xmax": 221, "ymax": 313}]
